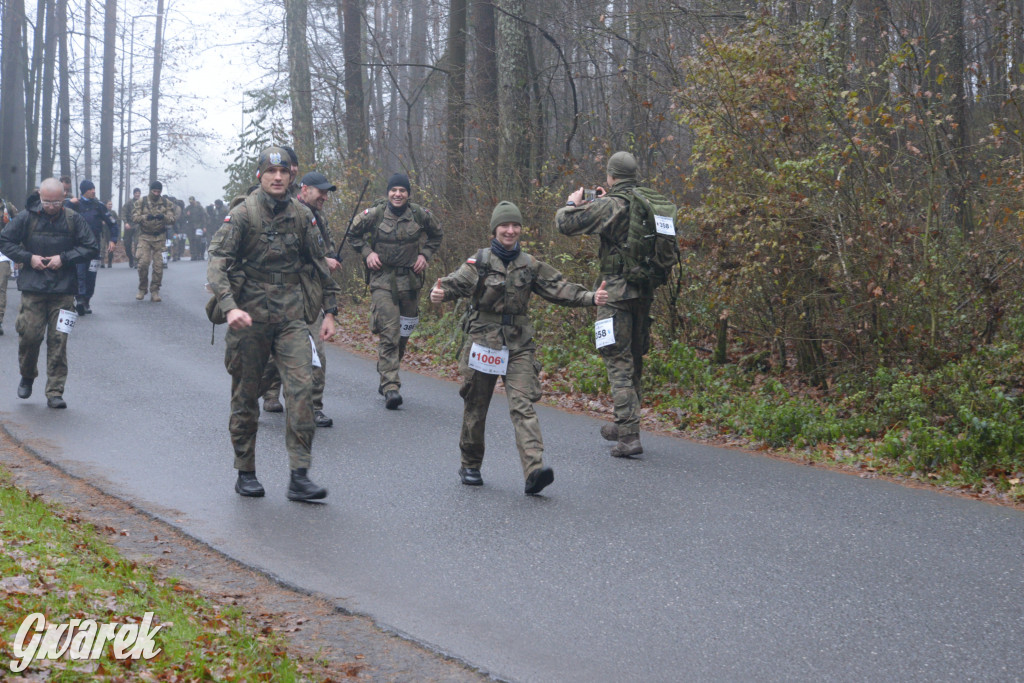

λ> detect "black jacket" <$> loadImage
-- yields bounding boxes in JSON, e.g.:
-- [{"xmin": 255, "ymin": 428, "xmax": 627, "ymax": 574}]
[
  {"xmin": 69, "ymin": 196, "xmax": 119, "ymax": 243},
  {"xmin": 0, "ymin": 193, "xmax": 100, "ymax": 295}
]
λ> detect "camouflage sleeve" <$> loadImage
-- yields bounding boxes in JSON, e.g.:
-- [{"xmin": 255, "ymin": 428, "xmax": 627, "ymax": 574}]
[
  {"xmin": 419, "ymin": 211, "xmax": 443, "ymax": 260},
  {"xmin": 531, "ymin": 259, "xmax": 596, "ymax": 307},
  {"xmin": 346, "ymin": 209, "xmax": 376, "ymax": 258},
  {"xmin": 131, "ymin": 201, "xmax": 146, "ymax": 225},
  {"xmin": 206, "ymin": 206, "xmax": 248, "ymax": 314},
  {"xmin": 555, "ymin": 196, "xmax": 622, "ymax": 238},
  {"xmin": 301, "ymin": 208, "xmax": 341, "ymax": 311},
  {"xmin": 438, "ymin": 260, "xmax": 480, "ymax": 302}
]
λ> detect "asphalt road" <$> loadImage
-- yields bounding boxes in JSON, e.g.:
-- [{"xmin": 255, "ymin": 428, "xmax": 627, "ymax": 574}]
[{"xmin": 1, "ymin": 262, "xmax": 1022, "ymax": 682}]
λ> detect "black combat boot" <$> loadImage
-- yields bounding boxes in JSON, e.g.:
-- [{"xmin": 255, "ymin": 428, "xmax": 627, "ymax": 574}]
[
  {"xmin": 235, "ymin": 470, "xmax": 265, "ymax": 497},
  {"xmin": 459, "ymin": 467, "xmax": 483, "ymax": 486},
  {"xmin": 17, "ymin": 377, "xmax": 33, "ymax": 399},
  {"xmin": 385, "ymin": 390, "xmax": 403, "ymax": 410},
  {"xmin": 524, "ymin": 467, "xmax": 554, "ymax": 495},
  {"xmin": 313, "ymin": 410, "xmax": 333, "ymax": 428},
  {"xmin": 287, "ymin": 468, "xmax": 327, "ymax": 502}
]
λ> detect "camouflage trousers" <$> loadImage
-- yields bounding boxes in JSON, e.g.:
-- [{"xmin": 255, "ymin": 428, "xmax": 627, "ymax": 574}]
[
  {"xmin": 135, "ymin": 234, "xmax": 165, "ymax": 293},
  {"xmin": 0, "ymin": 260, "xmax": 10, "ymax": 324},
  {"xmin": 371, "ymin": 288, "xmax": 418, "ymax": 393},
  {"xmin": 122, "ymin": 229, "xmax": 136, "ymax": 267},
  {"xmin": 458, "ymin": 342, "xmax": 544, "ymax": 479},
  {"xmin": 16, "ymin": 292, "xmax": 75, "ymax": 398},
  {"xmin": 260, "ymin": 312, "xmax": 327, "ymax": 411},
  {"xmin": 224, "ymin": 319, "xmax": 315, "ymax": 471},
  {"xmin": 597, "ymin": 298, "xmax": 652, "ymax": 437}
]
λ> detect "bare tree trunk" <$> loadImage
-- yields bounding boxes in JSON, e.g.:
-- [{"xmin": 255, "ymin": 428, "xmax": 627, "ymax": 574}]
[
  {"xmin": 57, "ymin": 0, "xmax": 70, "ymax": 178},
  {"xmin": 472, "ymin": 0, "xmax": 498, "ymax": 188},
  {"xmin": 99, "ymin": 0, "xmax": 116, "ymax": 200},
  {"xmin": 497, "ymin": 0, "xmax": 532, "ymax": 199},
  {"xmin": 149, "ymin": 0, "xmax": 165, "ymax": 183},
  {"xmin": 408, "ymin": 0, "xmax": 428, "ymax": 153},
  {"xmin": 285, "ymin": 0, "xmax": 315, "ymax": 167},
  {"xmin": 445, "ymin": 0, "xmax": 466, "ymax": 204},
  {"xmin": 83, "ymin": 0, "xmax": 93, "ymax": 181},
  {"xmin": 26, "ymin": 0, "xmax": 46, "ymax": 187},
  {"xmin": 40, "ymin": 0, "xmax": 58, "ymax": 179},
  {"xmin": 339, "ymin": 0, "xmax": 367, "ymax": 163},
  {"xmin": 0, "ymin": 0, "xmax": 28, "ymax": 199}
]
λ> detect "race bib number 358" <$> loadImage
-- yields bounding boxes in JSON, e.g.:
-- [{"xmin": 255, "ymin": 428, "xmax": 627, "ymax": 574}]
[
  {"xmin": 654, "ymin": 214, "xmax": 676, "ymax": 236},
  {"xmin": 468, "ymin": 342, "xmax": 509, "ymax": 375},
  {"xmin": 595, "ymin": 317, "xmax": 616, "ymax": 349}
]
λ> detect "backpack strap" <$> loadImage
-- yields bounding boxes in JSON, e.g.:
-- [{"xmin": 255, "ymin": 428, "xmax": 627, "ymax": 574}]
[{"xmin": 469, "ymin": 248, "xmax": 489, "ymax": 313}]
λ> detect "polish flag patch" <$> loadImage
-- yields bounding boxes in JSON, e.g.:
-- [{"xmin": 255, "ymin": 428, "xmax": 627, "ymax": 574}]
[{"xmin": 223, "ymin": 215, "xmax": 231, "ymax": 222}]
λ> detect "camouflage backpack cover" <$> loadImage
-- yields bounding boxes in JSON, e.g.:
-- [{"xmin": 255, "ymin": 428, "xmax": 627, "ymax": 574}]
[{"xmin": 606, "ymin": 186, "xmax": 680, "ymax": 291}]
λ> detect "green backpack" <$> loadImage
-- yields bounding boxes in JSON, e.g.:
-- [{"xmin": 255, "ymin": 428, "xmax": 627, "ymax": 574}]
[{"xmin": 608, "ymin": 186, "xmax": 680, "ymax": 291}]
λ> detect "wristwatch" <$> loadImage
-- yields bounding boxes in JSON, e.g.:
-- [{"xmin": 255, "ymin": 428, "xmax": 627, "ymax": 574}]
[
  {"xmin": 324, "ymin": 307, "xmax": 339, "ymax": 316},
  {"xmin": 566, "ymin": 201, "xmax": 576, "ymax": 207}
]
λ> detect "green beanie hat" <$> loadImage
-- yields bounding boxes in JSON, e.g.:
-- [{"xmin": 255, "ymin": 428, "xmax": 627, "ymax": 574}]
[
  {"xmin": 607, "ymin": 151, "xmax": 638, "ymax": 180},
  {"xmin": 490, "ymin": 201, "xmax": 523, "ymax": 233}
]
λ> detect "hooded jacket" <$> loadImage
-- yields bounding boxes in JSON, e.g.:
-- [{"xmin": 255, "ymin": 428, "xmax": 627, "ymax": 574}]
[
  {"xmin": 0, "ymin": 193, "xmax": 100, "ymax": 295},
  {"xmin": 69, "ymin": 195, "xmax": 119, "ymax": 243}
]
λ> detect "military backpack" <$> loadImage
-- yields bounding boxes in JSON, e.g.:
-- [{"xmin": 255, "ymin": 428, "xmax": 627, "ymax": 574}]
[{"xmin": 605, "ymin": 186, "xmax": 680, "ymax": 292}]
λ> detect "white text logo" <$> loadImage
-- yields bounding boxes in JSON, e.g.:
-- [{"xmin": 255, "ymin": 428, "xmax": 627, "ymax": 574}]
[{"xmin": 9, "ymin": 612, "xmax": 166, "ymax": 673}]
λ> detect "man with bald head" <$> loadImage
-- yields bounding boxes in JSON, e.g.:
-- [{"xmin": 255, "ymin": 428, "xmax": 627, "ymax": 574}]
[{"xmin": 0, "ymin": 178, "xmax": 99, "ymax": 408}]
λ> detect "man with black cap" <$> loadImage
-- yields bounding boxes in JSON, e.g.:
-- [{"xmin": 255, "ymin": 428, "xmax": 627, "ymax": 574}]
[
  {"xmin": 66, "ymin": 180, "xmax": 118, "ymax": 314},
  {"xmin": 185, "ymin": 196, "xmax": 207, "ymax": 260},
  {"xmin": 348, "ymin": 172, "xmax": 443, "ymax": 409},
  {"xmin": 555, "ymin": 151, "xmax": 659, "ymax": 458},
  {"xmin": 260, "ymin": 170, "xmax": 341, "ymax": 428},
  {"xmin": 121, "ymin": 188, "xmax": 141, "ymax": 268},
  {"xmin": 131, "ymin": 181, "xmax": 176, "ymax": 302},
  {"xmin": 207, "ymin": 147, "xmax": 341, "ymax": 501}
]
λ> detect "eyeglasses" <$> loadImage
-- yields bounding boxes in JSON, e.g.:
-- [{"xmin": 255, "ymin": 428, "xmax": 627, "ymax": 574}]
[{"xmin": 40, "ymin": 200, "xmax": 63, "ymax": 207}]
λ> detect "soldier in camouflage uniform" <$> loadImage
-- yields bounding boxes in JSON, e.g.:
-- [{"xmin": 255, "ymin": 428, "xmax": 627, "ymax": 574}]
[
  {"xmin": 349, "ymin": 173, "xmax": 442, "ymax": 409},
  {"xmin": 207, "ymin": 147, "xmax": 341, "ymax": 502},
  {"xmin": 132, "ymin": 181, "xmax": 176, "ymax": 301},
  {"xmin": 0, "ymin": 194, "xmax": 19, "ymax": 335},
  {"xmin": 121, "ymin": 188, "xmax": 141, "ymax": 268},
  {"xmin": 430, "ymin": 201, "xmax": 608, "ymax": 495},
  {"xmin": 555, "ymin": 151, "xmax": 651, "ymax": 458},
  {"xmin": 0, "ymin": 178, "xmax": 99, "ymax": 408}
]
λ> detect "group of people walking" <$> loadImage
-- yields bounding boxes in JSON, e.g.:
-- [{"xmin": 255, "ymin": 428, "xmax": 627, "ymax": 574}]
[{"xmin": 0, "ymin": 146, "xmax": 675, "ymax": 504}]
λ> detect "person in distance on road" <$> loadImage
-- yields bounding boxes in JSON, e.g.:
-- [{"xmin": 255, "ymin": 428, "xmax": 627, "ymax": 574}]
[
  {"xmin": 131, "ymin": 181, "xmax": 176, "ymax": 302},
  {"xmin": 430, "ymin": 201, "xmax": 608, "ymax": 495},
  {"xmin": 0, "ymin": 178, "xmax": 99, "ymax": 409},
  {"xmin": 206, "ymin": 147, "xmax": 341, "ymax": 502}
]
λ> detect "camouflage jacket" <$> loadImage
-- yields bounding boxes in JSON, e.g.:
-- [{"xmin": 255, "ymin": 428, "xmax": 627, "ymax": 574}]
[
  {"xmin": 206, "ymin": 189, "xmax": 340, "ymax": 324},
  {"xmin": 348, "ymin": 202, "xmax": 442, "ymax": 292},
  {"xmin": 555, "ymin": 179, "xmax": 646, "ymax": 303},
  {"xmin": 131, "ymin": 193, "xmax": 177, "ymax": 236},
  {"xmin": 437, "ymin": 247, "xmax": 597, "ymax": 351}
]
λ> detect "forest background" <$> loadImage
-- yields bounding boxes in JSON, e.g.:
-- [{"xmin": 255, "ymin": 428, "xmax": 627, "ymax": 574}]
[{"xmin": 2, "ymin": 0, "xmax": 1024, "ymax": 500}]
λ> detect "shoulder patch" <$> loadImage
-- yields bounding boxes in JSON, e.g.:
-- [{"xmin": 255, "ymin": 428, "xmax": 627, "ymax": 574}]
[
  {"xmin": 363, "ymin": 208, "xmax": 370, "ymax": 215},
  {"xmin": 223, "ymin": 215, "xmax": 231, "ymax": 222},
  {"xmin": 466, "ymin": 257, "xmax": 476, "ymax": 264}
]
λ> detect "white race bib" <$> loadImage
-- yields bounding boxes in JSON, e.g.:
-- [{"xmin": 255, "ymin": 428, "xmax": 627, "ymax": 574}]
[
  {"xmin": 88, "ymin": 259, "xmax": 101, "ymax": 272},
  {"xmin": 399, "ymin": 315, "xmax": 419, "ymax": 338},
  {"xmin": 468, "ymin": 342, "xmax": 509, "ymax": 375},
  {"xmin": 595, "ymin": 317, "xmax": 616, "ymax": 349},
  {"xmin": 309, "ymin": 335, "xmax": 321, "ymax": 368},
  {"xmin": 165, "ymin": 239, "xmax": 172, "ymax": 247},
  {"xmin": 195, "ymin": 229, "xmax": 204, "ymax": 236},
  {"xmin": 56, "ymin": 309, "xmax": 78, "ymax": 334},
  {"xmin": 654, "ymin": 214, "xmax": 676, "ymax": 236}
]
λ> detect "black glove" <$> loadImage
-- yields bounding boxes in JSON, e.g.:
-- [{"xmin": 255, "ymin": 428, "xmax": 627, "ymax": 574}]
[
  {"xmin": 147, "ymin": 214, "xmax": 157, "ymax": 220},
  {"xmin": 155, "ymin": 213, "xmax": 165, "ymax": 221}
]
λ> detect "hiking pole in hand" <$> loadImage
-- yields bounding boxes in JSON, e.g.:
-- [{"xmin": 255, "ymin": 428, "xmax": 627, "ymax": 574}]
[{"xmin": 335, "ymin": 179, "xmax": 370, "ymax": 261}]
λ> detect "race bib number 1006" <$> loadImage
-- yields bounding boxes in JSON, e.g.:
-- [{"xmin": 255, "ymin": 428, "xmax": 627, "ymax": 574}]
[{"xmin": 468, "ymin": 342, "xmax": 509, "ymax": 375}]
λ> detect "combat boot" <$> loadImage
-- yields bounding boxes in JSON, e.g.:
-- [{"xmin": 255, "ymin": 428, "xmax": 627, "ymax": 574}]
[
  {"xmin": 385, "ymin": 390, "xmax": 403, "ymax": 410},
  {"xmin": 287, "ymin": 468, "xmax": 327, "ymax": 502},
  {"xmin": 610, "ymin": 435, "xmax": 643, "ymax": 458},
  {"xmin": 17, "ymin": 377, "xmax": 33, "ymax": 399},
  {"xmin": 459, "ymin": 467, "xmax": 483, "ymax": 486},
  {"xmin": 524, "ymin": 467, "xmax": 554, "ymax": 495},
  {"xmin": 234, "ymin": 471, "xmax": 265, "ymax": 497},
  {"xmin": 150, "ymin": 291, "xmax": 161, "ymax": 302},
  {"xmin": 136, "ymin": 290, "xmax": 145, "ymax": 300},
  {"xmin": 263, "ymin": 396, "xmax": 283, "ymax": 413},
  {"xmin": 314, "ymin": 410, "xmax": 333, "ymax": 428},
  {"xmin": 600, "ymin": 424, "xmax": 618, "ymax": 441}
]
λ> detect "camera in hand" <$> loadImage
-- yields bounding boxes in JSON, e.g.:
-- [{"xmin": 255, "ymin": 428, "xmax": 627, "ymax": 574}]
[{"xmin": 583, "ymin": 188, "xmax": 597, "ymax": 202}]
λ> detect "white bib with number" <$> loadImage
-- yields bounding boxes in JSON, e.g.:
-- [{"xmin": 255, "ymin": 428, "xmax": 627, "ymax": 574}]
[
  {"xmin": 309, "ymin": 335, "xmax": 321, "ymax": 368},
  {"xmin": 399, "ymin": 315, "xmax": 419, "ymax": 338},
  {"xmin": 56, "ymin": 309, "xmax": 78, "ymax": 334},
  {"xmin": 468, "ymin": 342, "xmax": 509, "ymax": 375},
  {"xmin": 654, "ymin": 214, "xmax": 676, "ymax": 236},
  {"xmin": 595, "ymin": 317, "xmax": 616, "ymax": 349},
  {"xmin": 88, "ymin": 259, "xmax": 101, "ymax": 272},
  {"xmin": 195, "ymin": 228, "xmax": 204, "ymax": 236}
]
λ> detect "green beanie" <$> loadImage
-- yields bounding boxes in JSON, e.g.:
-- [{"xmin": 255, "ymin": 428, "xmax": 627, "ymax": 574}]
[
  {"xmin": 607, "ymin": 151, "xmax": 638, "ymax": 180},
  {"xmin": 490, "ymin": 201, "xmax": 523, "ymax": 233}
]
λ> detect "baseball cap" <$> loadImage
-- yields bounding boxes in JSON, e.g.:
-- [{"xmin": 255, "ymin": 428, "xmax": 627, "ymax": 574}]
[{"xmin": 301, "ymin": 171, "xmax": 337, "ymax": 192}]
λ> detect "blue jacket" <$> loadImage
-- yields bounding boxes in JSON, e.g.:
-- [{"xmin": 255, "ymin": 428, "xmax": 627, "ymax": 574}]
[{"xmin": 67, "ymin": 196, "xmax": 119, "ymax": 243}]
